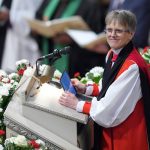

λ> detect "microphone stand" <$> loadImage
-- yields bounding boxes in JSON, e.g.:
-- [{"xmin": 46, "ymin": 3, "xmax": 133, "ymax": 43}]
[{"xmin": 36, "ymin": 53, "xmax": 61, "ymax": 76}]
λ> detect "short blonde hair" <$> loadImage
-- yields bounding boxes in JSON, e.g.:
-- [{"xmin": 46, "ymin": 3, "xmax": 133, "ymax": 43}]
[{"xmin": 105, "ymin": 10, "xmax": 137, "ymax": 32}]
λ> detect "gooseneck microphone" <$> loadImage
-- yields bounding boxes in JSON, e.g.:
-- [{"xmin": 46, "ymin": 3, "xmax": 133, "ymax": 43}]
[
  {"xmin": 36, "ymin": 46, "xmax": 71, "ymax": 76},
  {"xmin": 38, "ymin": 46, "xmax": 71, "ymax": 60}
]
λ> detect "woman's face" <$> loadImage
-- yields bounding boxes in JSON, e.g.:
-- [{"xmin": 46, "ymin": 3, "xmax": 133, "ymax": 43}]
[{"xmin": 105, "ymin": 21, "xmax": 134, "ymax": 50}]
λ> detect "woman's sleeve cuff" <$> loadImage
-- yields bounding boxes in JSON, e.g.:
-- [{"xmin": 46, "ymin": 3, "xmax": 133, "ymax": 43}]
[
  {"xmin": 76, "ymin": 101, "xmax": 85, "ymax": 112},
  {"xmin": 85, "ymin": 85, "xmax": 93, "ymax": 95}
]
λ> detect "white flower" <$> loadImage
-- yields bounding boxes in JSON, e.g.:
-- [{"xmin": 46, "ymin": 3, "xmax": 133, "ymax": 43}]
[
  {"xmin": 4, "ymin": 135, "xmax": 47, "ymax": 149},
  {"xmin": 0, "ymin": 108, "xmax": 3, "ymax": 112},
  {"xmin": 13, "ymin": 135, "xmax": 28, "ymax": 147},
  {"xmin": 5, "ymin": 137, "xmax": 16, "ymax": 145},
  {"xmin": 1, "ymin": 77, "xmax": 9, "ymax": 83},
  {"xmin": 16, "ymin": 59, "xmax": 30, "ymax": 66},
  {"xmin": 140, "ymin": 47, "xmax": 150, "ymax": 64},
  {"xmin": 35, "ymin": 139, "xmax": 45, "ymax": 146},
  {"xmin": 0, "ymin": 144, "xmax": 4, "ymax": 150},
  {"xmin": 89, "ymin": 66, "xmax": 104, "ymax": 75},
  {"xmin": 13, "ymin": 81, "xmax": 19, "ymax": 86},
  {"xmin": 9, "ymin": 73, "xmax": 19, "ymax": 79},
  {"xmin": 10, "ymin": 80, "xmax": 15, "ymax": 84},
  {"xmin": 3, "ymin": 83, "xmax": 11, "ymax": 91},
  {"xmin": 80, "ymin": 66, "xmax": 104, "ymax": 84},
  {"xmin": 0, "ymin": 70, "xmax": 7, "ymax": 77},
  {"xmin": 94, "ymin": 72, "xmax": 101, "ymax": 77},
  {"xmin": 22, "ymin": 59, "xmax": 30, "ymax": 65},
  {"xmin": 12, "ymin": 81, "xmax": 19, "ymax": 87},
  {"xmin": 0, "ymin": 86, "xmax": 9, "ymax": 96}
]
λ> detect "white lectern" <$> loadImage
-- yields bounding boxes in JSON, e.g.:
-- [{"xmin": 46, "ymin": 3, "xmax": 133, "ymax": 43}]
[{"xmin": 4, "ymin": 69, "xmax": 93, "ymax": 150}]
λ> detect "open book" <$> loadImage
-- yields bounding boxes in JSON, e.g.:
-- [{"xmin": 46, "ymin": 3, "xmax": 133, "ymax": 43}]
[
  {"xmin": 27, "ymin": 16, "xmax": 90, "ymax": 37},
  {"xmin": 66, "ymin": 29, "xmax": 107, "ymax": 49}
]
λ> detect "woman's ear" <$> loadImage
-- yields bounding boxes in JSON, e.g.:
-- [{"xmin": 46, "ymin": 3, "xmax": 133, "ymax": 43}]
[{"xmin": 129, "ymin": 31, "xmax": 135, "ymax": 40}]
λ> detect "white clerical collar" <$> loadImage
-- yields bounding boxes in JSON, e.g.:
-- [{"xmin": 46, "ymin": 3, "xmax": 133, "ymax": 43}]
[{"xmin": 112, "ymin": 48, "xmax": 122, "ymax": 55}]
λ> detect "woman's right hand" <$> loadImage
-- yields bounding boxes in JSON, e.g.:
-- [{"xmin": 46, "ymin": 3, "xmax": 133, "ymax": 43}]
[{"xmin": 71, "ymin": 78, "xmax": 86, "ymax": 94}]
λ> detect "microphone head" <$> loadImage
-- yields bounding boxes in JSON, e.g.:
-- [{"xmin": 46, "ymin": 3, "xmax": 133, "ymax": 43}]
[{"xmin": 60, "ymin": 46, "xmax": 71, "ymax": 55}]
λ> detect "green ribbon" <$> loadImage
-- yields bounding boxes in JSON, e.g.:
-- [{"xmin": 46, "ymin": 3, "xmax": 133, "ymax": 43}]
[
  {"xmin": 43, "ymin": 0, "xmax": 60, "ymax": 19},
  {"xmin": 54, "ymin": 0, "xmax": 81, "ymax": 72},
  {"xmin": 42, "ymin": 0, "xmax": 81, "ymax": 71},
  {"xmin": 61, "ymin": 0, "xmax": 81, "ymax": 18},
  {"xmin": 42, "ymin": 0, "xmax": 60, "ymax": 64}
]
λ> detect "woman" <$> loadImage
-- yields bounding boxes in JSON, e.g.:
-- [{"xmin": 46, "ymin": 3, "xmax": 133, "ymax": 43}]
[{"xmin": 59, "ymin": 10, "xmax": 150, "ymax": 150}]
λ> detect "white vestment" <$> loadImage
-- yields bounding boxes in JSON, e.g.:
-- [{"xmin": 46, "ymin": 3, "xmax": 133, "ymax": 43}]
[{"xmin": 2, "ymin": 0, "xmax": 42, "ymax": 72}]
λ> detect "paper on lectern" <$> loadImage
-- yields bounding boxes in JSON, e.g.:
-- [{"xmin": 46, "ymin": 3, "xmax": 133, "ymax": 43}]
[
  {"xmin": 65, "ymin": 29, "xmax": 106, "ymax": 49},
  {"xmin": 27, "ymin": 16, "xmax": 90, "ymax": 37}
]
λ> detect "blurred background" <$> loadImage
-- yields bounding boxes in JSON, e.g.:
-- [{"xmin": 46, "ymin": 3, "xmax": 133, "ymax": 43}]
[{"xmin": 0, "ymin": 0, "xmax": 149, "ymax": 77}]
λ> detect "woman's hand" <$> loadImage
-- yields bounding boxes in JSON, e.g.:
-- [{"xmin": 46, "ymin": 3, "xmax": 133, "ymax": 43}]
[
  {"xmin": 71, "ymin": 78, "xmax": 86, "ymax": 94},
  {"xmin": 59, "ymin": 91, "xmax": 78, "ymax": 109}
]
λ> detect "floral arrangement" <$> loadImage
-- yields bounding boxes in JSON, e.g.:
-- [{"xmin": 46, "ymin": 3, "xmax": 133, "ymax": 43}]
[
  {"xmin": 50, "ymin": 66, "xmax": 104, "ymax": 85},
  {"xmin": 0, "ymin": 134, "xmax": 47, "ymax": 150},
  {"xmin": 139, "ymin": 46, "xmax": 150, "ymax": 69},
  {"xmin": 16, "ymin": 59, "xmax": 31, "ymax": 76},
  {"xmin": 74, "ymin": 66, "xmax": 104, "ymax": 84},
  {"xmin": 0, "ymin": 59, "xmax": 50, "ymax": 149},
  {"xmin": 0, "ymin": 70, "xmax": 20, "ymax": 145},
  {"xmin": 73, "ymin": 46, "xmax": 150, "ymax": 85},
  {"xmin": 0, "ymin": 59, "xmax": 32, "ymax": 146},
  {"xmin": 0, "ymin": 130, "xmax": 5, "ymax": 146}
]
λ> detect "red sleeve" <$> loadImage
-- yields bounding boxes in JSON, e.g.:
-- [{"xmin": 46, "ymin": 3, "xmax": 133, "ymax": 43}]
[
  {"xmin": 83, "ymin": 101, "xmax": 91, "ymax": 114},
  {"xmin": 91, "ymin": 83, "xmax": 99, "ymax": 96}
]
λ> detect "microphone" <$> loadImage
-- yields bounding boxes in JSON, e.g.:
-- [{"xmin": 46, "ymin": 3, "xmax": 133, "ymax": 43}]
[{"xmin": 38, "ymin": 46, "xmax": 71, "ymax": 60}]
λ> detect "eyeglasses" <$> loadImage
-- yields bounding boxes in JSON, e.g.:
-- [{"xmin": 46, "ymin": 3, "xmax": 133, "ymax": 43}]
[{"xmin": 104, "ymin": 28, "xmax": 129, "ymax": 35}]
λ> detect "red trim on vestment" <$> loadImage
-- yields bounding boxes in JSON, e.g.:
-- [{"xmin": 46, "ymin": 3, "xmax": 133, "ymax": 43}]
[
  {"xmin": 92, "ymin": 83, "xmax": 99, "ymax": 96},
  {"xmin": 116, "ymin": 60, "xmax": 135, "ymax": 79},
  {"xmin": 101, "ymin": 48, "xmax": 149, "ymax": 150},
  {"xmin": 101, "ymin": 100, "xmax": 148, "ymax": 150},
  {"xmin": 83, "ymin": 101, "xmax": 91, "ymax": 114}
]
